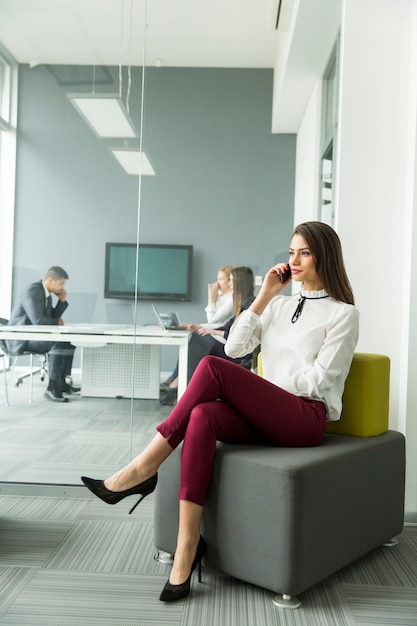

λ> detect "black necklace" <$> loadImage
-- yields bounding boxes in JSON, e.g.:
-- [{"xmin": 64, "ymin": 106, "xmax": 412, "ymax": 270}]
[{"xmin": 291, "ymin": 292, "xmax": 329, "ymax": 323}]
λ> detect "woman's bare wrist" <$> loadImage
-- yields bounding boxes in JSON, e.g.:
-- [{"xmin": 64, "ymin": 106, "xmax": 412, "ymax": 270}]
[
  {"xmin": 250, "ymin": 304, "xmax": 266, "ymax": 316},
  {"xmin": 250, "ymin": 294, "xmax": 273, "ymax": 316}
]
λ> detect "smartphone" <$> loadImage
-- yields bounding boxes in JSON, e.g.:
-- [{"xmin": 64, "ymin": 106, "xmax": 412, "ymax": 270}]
[{"xmin": 280, "ymin": 266, "xmax": 292, "ymax": 283}]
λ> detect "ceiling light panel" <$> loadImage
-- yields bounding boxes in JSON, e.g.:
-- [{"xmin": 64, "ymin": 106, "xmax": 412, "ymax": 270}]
[
  {"xmin": 67, "ymin": 94, "xmax": 138, "ymax": 138},
  {"xmin": 110, "ymin": 150, "xmax": 156, "ymax": 176}
]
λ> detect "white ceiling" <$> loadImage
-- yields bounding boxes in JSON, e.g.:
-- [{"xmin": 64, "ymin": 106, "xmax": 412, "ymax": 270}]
[
  {"xmin": 0, "ymin": 0, "xmax": 280, "ymax": 68},
  {"xmin": 0, "ymin": 0, "xmax": 342, "ymax": 132}
]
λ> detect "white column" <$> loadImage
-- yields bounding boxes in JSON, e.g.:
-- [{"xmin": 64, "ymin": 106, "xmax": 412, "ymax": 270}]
[{"xmin": 335, "ymin": 0, "xmax": 417, "ymax": 515}]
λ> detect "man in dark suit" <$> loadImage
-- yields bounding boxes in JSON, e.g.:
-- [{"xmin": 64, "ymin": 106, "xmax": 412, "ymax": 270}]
[{"xmin": 6, "ymin": 266, "xmax": 79, "ymax": 402}]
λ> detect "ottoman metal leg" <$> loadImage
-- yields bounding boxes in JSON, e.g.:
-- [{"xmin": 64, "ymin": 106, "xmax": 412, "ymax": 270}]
[{"xmin": 272, "ymin": 594, "xmax": 302, "ymax": 609}]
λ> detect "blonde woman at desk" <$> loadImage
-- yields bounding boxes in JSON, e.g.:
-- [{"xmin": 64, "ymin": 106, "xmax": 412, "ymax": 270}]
[
  {"xmin": 161, "ymin": 265, "xmax": 234, "ymax": 393},
  {"xmin": 193, "ymin": 264, "xmax": 234, "ymax": 330}
]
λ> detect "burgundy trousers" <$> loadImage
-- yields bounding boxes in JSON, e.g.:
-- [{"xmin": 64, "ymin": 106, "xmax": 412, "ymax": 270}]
[{"xmin": 157, "ymin": 355, "xmax": 327, "ymax": 506}]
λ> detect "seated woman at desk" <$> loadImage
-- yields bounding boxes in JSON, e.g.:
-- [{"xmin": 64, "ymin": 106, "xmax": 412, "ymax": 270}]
[
  {"xmin": 201, "ymin": 264, "xmax": 234, "ymax": 329},
  {"xmin": 160, "ymin": 265, "xmax": 234, "ymax": 393},
  {"xmin": 161, "ymin": 266, "xmax": 255, "ymax": 405}
]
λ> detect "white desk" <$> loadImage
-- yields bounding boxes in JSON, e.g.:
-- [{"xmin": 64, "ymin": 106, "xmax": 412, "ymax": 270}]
[{"xmin": 0, "ymin": 324, "xmax": 190, "ymax": 399}]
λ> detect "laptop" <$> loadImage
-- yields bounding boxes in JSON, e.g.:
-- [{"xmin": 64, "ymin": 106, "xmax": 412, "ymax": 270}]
[{"xmin": 152, "ymin": 304, "xmax": 185, "ymax": 331}]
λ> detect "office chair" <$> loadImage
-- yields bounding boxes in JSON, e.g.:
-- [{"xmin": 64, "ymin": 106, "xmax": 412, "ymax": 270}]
[{"xmin": 0, "ymin": 318, "xmax": 48, "ymax": 406}]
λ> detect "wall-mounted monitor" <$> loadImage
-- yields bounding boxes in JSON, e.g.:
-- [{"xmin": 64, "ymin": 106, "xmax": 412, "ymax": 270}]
[{"xmin": 104, "ymin": 243, "xmax": 193, "ymax": 301}]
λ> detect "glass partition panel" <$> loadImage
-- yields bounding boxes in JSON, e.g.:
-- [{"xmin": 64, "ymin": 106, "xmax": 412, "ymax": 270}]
[
  {"xmin": 1, "ymin": 1, "xmax": 294, "ymax": 490},
  {"xmin": 0, "ymin": 0, "xmax": 151, "ymax": 487}
]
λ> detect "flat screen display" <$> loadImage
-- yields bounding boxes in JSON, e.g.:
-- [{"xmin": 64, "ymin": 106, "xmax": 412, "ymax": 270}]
[{"xmin": 104, "ymin": 243, "xmax": 193, "ymax": 301}]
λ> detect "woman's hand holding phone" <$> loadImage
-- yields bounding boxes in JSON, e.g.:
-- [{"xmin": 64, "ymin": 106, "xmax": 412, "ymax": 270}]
[
  {"xmin": 279, "ymin": 265, "xmax": 292, "ymax": 283},
  {"xmin": 260, "ymin": 264, "xmax": 291, "ymax": 296},
  {"xmin": 248, "ymin": 263, "xmax": 292, "ymax": 318}
]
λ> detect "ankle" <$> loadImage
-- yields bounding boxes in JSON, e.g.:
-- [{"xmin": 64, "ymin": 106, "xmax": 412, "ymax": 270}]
[
  {"xmin": 105, "ymin": 465, "xmax": 156, "ymax": 492},
  {"xmin": 104, "ymin": 470, "xmax": 138, "ymax": 492},
  {"xmin": 169, "ymin": 536, "xmax": 201, "ymax": 585},
  {"xmin": 175, "ymin": 533, "xmax": 200, "ymax": 559}
]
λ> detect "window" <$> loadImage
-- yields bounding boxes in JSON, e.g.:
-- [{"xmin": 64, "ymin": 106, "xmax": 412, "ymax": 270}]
[
  {"xmin": 319, "ymin": 41, "xmax": 339, "ymax": 227},
  {"xmin": 320, "ymin": 141, "xmax": 333, "ymax": 226},
  {"xmin": 0, "ymin": 45, "xmax": 18, "ymax": 318}
]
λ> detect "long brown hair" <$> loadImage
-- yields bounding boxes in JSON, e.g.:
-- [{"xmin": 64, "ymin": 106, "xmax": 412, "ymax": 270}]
[
  {"xmin": 231, "ymin": 266, "xmax": 254, "ymax": 318},
  {"xmin": 293, "ymin": 221, "xmax": 355, "ymax": 305}
]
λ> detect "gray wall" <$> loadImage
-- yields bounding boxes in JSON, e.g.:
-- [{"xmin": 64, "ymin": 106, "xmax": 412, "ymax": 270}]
[{"xmin": 12, "ymin": 64, "xmax": 296, "ymax": 368}]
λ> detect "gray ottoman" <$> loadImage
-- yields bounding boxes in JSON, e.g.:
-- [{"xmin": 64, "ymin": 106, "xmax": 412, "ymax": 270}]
[{"xmin": 154, "ymin": 430, "xmax": 405, "ymax": 606}]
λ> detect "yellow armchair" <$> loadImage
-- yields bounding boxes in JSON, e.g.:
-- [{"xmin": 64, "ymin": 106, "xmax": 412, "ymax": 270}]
[{"xmin": 326, "ymin": 353, "xmax": 389, "ymax": 437}]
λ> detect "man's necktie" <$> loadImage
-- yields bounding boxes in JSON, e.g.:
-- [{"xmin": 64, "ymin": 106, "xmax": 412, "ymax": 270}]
[{"xmin": 45, "ymin": 295, "xmax": 52, "ymax": 316}]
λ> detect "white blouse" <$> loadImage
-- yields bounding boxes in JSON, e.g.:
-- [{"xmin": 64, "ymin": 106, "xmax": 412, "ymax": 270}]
[
  {"xmin": 201, "ymin": 291, "xmax": 234, "ymax": 329},
  {"xmin": 225, "ymin": 289, "xmax": 359, "ymax": 421}
]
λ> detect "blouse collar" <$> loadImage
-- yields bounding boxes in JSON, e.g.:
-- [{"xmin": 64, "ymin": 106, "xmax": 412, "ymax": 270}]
[{"xmin": 299, "ymin": 287, "xmax": 328, "ymax": 299}]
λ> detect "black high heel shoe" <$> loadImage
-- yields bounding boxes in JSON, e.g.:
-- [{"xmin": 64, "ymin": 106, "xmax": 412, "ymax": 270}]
[
  {"xmin": 80, "ymin": 474, "xmax": 158, "ymax": 514},
  {"xmin": 159, "ymin": 536, "xmax": 206, "ymax": 602}
]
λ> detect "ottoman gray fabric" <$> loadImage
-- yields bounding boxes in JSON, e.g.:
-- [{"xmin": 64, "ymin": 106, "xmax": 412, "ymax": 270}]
[{"xmin": 154, "ymin": 430, "xmax": 405, "ymax": 599}]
